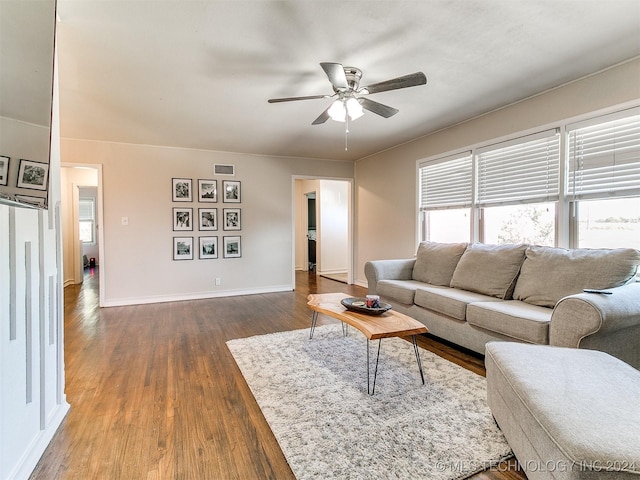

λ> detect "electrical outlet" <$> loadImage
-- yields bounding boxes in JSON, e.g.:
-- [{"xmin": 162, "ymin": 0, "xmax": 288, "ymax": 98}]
[{"xmin": 215, "ymin": 277, "xmax": 221, "ymax": 286}]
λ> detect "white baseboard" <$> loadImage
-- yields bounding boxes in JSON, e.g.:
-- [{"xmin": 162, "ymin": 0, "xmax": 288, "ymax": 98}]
[
  {"xmin": 8, "ymin": 400, "xmax": 70, "ymax": 480},
  {"xmin": 101, "ymin": 285, "xmax": 294, "ymax": 307}
]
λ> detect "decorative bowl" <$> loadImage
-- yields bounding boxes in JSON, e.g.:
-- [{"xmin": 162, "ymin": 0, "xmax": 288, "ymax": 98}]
[{"xmin": 340, "ymin": 297, "xmax": 392, "ymax": 315}]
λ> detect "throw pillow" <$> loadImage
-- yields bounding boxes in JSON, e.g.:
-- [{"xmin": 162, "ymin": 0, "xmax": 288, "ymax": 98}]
[
  {"xmin": 450, "ymin": 243, "xmax": 527, "ymax": 299},
  {"xmin": 513, "ymin": 246, "xmax": 640, "ymax": 307},
  {"xmin": 412, "ymin": 241, "xmax": 468, "ymax": 286}
]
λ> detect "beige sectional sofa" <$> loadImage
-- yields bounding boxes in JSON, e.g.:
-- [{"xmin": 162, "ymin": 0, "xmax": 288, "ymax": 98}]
[{"xmin": 365, "ymin": 242, "xmax": 640, "ymax": 368}]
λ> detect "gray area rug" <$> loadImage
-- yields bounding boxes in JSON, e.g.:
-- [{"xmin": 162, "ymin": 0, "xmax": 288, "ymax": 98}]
[{"xmin": 227, "ymin": 324, "xmax": 512, "ymax": 480}]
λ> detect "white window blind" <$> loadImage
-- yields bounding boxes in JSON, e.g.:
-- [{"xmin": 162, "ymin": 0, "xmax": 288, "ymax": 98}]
[
  {"xmin": 419, "ymin": 153, "xmax": 472, "ymax": 210},
  {"xmin": 568, "ymin": 110, "xmax": 640, "ymax": 199},
  {"xmin": 477, "ymin": 130, "xmax": 560, "ymax": 207},
  {"xmin": 79, "ymin": 198, "xmax": 94, "ymax": 220}
]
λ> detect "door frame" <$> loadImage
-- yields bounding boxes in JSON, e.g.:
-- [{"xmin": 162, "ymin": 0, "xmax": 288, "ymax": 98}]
[
  {"xmin": 61, "ymin": 163, "xmax": 105, "ymax": 306},
  {"xmin": 291, "ymin": 176, "xmax": 354, "ymax": 286}
]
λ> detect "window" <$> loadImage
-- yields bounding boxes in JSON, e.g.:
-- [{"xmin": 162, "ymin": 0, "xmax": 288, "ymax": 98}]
[
  {"xmin": 419, "ymin": 153, "xmax": 472, "ymax": 242},
  {"xmin": 79, "ymin": 197, "xmax": 95, "ymax": 244},
  {"xmin": 568, "ymin": 108, "xmax": 640, "ymax": 249},
  {"xmin": 575, "ymin": 197, "xmax": 640, "ymax": 250},
  {"xmin": 415, "ymin": 106, "xmax": 640, "ymax": 251},
  {"xmin": 477, "ymin": 130, "xmax": 560, "ymax": 245}
]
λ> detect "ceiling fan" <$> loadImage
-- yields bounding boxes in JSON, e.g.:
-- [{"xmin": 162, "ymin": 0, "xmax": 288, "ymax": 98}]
[{"xmin": 268, "ymin": 62, "xmax": 427, "ymax": 126}]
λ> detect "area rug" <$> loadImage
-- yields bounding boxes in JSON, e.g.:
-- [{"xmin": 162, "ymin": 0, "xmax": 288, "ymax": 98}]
[{"xmin": 227, "ymin": 324, "xmax": 512, "ymax": 480}]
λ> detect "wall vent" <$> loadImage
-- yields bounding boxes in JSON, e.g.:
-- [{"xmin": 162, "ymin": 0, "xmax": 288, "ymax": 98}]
[{"xmin": 214, "ymin": 164, "xmax": 235, "ymax": 176}]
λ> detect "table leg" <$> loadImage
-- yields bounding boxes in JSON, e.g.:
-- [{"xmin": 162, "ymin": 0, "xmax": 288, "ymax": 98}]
[
  {"xmin": 367, "ymin": 339, "xmax": 382, "ymax": 395},
  {"xmin": 309, "ymin": 311, "xmax": 318, "ymax": 339},
  {"xmin": 412, "ymin": 335, "xmax": 425, "ymax": 385}
]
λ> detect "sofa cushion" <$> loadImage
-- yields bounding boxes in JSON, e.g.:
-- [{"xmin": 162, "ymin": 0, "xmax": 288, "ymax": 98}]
[
  {"xmin": 513, "ymin": 246, "xmax": 640, "ymax": 307},
  {"xmin": 450, "ymin": 243, "xmax": 527, "ymax": 299},
  {"xmin": 412, "ymin": 241, "xmax": 468, "ymax": 286},
  {"xmin": 377, "ymin": 279, "xmax": 425, "ymax": 305},
  {"xmin": 414, "ymin": 285, "xmax": 498, "ymax": 321},
  {"xmin": 467, "ymin": 300, "xmax": 552, "ymax": 344}
]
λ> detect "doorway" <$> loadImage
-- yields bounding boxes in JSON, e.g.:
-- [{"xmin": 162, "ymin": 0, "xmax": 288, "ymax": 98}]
[
  {"xmin": 61, "ymin": 163, "xmax": 105, "ymax": 306},
  {"xmin": 307, "ymin": 192, "xmax": 316, "ymax": 271},
  {"xmin": 293, "ymin": 177, "xmax": 352, "ymax": 285}
]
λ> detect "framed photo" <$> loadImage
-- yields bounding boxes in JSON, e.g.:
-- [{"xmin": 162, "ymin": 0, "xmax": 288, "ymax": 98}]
[
  {"xmin": 173, "ymin": 207, "xmax": 193, "ymax": 231},
  {"xmin": 223, "ymin": 208, "xmax": 241, "ymax": 230},
  {"xmin": 173, "ymin": 237, "xmax": 193, "ymax": 260},
  {"xmin": 17, "ymin": 159, "xmax": 48, "ymax": 190},
  {"xmin": 199, "ymin": 236, "xmax": 218, "ymax": 259},
  {"xmin": 223, "ymin": 180, "xmax": 241, "ymax": 203},
  {"xmin": 15, "ymin": 195, "xmax": 46, "ymax": 208},
  {"xmin": 199, "ymin": 208, "xmax": 218, "ymax": 231},
  {"xmin": 0, "ymin": 156, "xmax": 9, "ymax": 186},
  {"xmin": 223, "ymin": 236, "xmax": 242, "ymax": 258},
  {"xmin": 198, "ymin": 179, "xmax": 217, "ymax": 202},
  {"xmin": 172, "ymin": 178, "xmax": 192, "ymax": 202}
]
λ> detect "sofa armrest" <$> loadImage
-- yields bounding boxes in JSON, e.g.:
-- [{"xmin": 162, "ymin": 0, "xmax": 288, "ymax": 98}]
[
  {"xmin": 364, "ymin": 259, "xmax": 416, "ymax": 295},
  {"xmin": 550, "ymin": 282, "xmax": 640, "ymax": 348}
]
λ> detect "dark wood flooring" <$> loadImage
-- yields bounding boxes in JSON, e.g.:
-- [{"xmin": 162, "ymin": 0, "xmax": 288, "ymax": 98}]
[{"xmin": 29, "ymin": 269, "xmax": 526, "ymax": 479}]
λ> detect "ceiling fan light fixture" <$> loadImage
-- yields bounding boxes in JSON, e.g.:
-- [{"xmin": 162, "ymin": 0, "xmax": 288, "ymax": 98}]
[
  {"xmin": 328, "ymin": 97, "xmax": 364, "ymax": 122},
  {"xmin": 346, "ymin": 97, "xmax": 364, "ymax": 120},
  {"xmin": 328, "ymin": 99, "xmax": 347, "ymax": 122}
]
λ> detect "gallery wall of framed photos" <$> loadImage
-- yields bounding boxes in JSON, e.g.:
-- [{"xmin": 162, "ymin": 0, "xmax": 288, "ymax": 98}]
[{"xmin": 171, "ymin": 177, "xmax": 242, "ymax": 261}]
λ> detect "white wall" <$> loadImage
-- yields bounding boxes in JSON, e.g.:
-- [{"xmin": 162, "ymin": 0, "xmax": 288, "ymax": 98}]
[
  {"xmin": 354, "ymin": 58, "xmax": 640, "ymax": 286},
  {"xmin": 318, "ymin": 179, "xmax": 348, "ymax": 275},
  {"xmin": 0, "ymin": 63, "xmax": 68, "ymax": 480},
  {"xmin": 61, "ymin": 140, "xmax": 353, "ymax": 306}
]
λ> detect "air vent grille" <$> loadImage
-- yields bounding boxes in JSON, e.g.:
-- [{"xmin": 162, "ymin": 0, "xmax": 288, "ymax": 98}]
[{"xmin": 214, "ymin": 164, "xmax": 235, "ymax": 176}]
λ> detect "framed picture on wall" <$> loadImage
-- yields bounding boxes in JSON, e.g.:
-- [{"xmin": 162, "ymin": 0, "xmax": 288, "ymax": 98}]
[
  {"xmin": 198, "ymin": 179, "xmax": 217, "ymax": 202},
  {"xmin": 173, "ymin": 207, "xmax": 193, "ymax": 231},
  {"xmin": 17, "ymin": 159, "xmax": 48, "ymax": 191},
  {"xmin": 222, "ymin": 180, "xmax": 241, "ymax": 203},
  {"xmin": 198, "ymin": 208, "xmax": 218, "ymax": 231},
  {"xmin": 172, "ymin": 177, "xmax": 192, "ymax": 202},
  {"xmin": 223, "ymin": 236, "xmax": 241, "ymax": 258},
  {"xmin": 223, "ymin": 208, "xmax": 241, "ymax": 230},
  {"xmin": 0, "ymin": 156, "xmax": 9, "ymax": 186},
  {"xmin": 199, "ymin": 236, "xmax": 218, "ymax": 259},
  {"xmin": 15, "ymin": 195, "xmax": 46, "ymax": 208},
  {"xmin": 173, "ymin": 236, "xmax": 193, "ymax": 260}
]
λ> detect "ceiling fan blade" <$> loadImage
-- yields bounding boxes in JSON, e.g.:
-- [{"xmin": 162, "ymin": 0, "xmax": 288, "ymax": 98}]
[
  {"xmin": 311, "ymin": 106, "xmax": 331, "ymax": 125},
  {"xmin": 268, "ymin": 94, "xmax": 329, "ymax": 103},
  {"xmin": 320, "ymin": 62, "xmax": 349, "ymax": 90},
  {"xmin": 361, "ymin": 72, "xmax": 427, "ymax": 95},
  {"xmin": 358, "ymin": 97, "xmax": 399, "ymax": 118}
]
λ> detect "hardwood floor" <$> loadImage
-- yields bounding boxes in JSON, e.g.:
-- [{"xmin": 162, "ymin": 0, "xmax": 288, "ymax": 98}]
[{"xmin": 30, "ymin": 269, "xmax": 526, "ymax": 479}]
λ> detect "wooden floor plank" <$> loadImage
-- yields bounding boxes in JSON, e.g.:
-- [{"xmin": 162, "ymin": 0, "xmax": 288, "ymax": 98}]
[{"xmin": 29, "ymin": 270, "xmax": 526, "ymax": 479}]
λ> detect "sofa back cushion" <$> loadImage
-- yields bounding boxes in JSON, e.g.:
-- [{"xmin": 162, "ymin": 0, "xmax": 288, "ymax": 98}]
[
  {"xmin": 513, "ymin": 246, "xmax": 640, "ymax": 307},
  {"xmin": 412, "ymin": 241, "xmax": 468, "ymax": 286},
  {"xmin": 450, "ymin": 243, "xmax": 527, "ymax": 299}
]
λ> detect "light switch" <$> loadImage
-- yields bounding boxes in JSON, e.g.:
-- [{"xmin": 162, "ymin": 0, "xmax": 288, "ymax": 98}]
[{"xmin": 121, "ymin": 217, "xmax": 129, "ymax": 225}]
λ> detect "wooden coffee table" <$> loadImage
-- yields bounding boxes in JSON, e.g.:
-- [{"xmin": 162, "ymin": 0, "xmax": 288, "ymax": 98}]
[{"xmin": 307, "ymin": 292, "xmax": 428, "ymax": 395}]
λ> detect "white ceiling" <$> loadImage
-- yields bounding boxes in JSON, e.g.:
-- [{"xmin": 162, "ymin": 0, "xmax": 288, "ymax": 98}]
[{"xmin": 55, "ymin": 0, "xmax": 640, "ymax": 161}]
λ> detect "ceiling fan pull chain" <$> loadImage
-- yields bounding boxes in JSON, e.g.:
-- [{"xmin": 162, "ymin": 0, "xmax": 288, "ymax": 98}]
[{"xmin": 345, "ymin": 110, "xmax": 349, "ymax": 151}]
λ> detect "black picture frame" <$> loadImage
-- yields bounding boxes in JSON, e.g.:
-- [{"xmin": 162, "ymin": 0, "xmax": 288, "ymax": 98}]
[
  {"xmin": 223, "ymin": 236, "xmax": 241, "ymax": 258},
  {"xmin": 223, "ymin": 208, "xmax": 241, "ymax": 231},
  {"xmin": 198, "ymin": 208, "xmax": 218, "ymax": 231},
  {"xmin": 172, "ymin": 177, "xmax": 192, "ymax": 202},
  {"xmin": 17, "ymin": 159, "xmax": 48, "ymax": 191},
  {"xmin": 199, "ymin": 236, "xmax": 218, "ymax": 259},
  {"xmin": 198, "ymin": 179, "xmax": 217, "ymax": 203},
  {"xmin": 222, "ymin": 180, "xmax": 241, "ymax": 203},
  {"xmin": 173, "ymin": 207, "xmax": 193, "ymax": 231},
  {"xmin": 0, "ymin": 156, "xmax": 9, "ymax": 186},
  {"xmin": 173, "ymin": 236, "xmax": 193, "ymax": 260}
]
